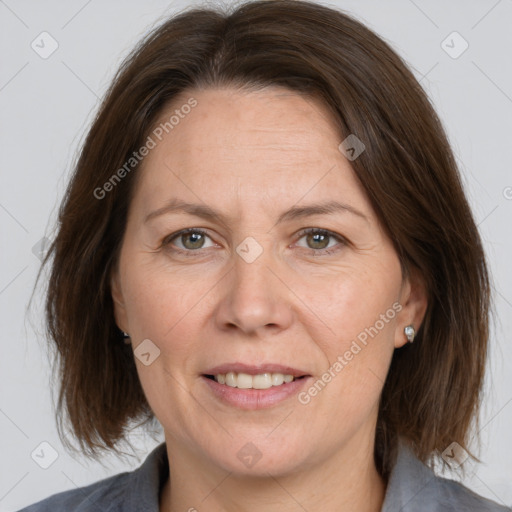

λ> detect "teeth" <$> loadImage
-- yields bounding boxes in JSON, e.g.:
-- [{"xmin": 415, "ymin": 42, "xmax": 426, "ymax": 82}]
[
  {"xmin": 214, "ymin": 372, "xmax": 298, "ymax": 389},
  {"xmin": 271, "ymin": 373, "xmax": 284, "ymax": 386}
]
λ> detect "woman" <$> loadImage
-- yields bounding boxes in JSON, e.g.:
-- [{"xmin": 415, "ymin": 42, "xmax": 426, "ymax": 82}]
[{"xmin": 20, "ymin": 0, "xmax": 509, "ymax": 510}]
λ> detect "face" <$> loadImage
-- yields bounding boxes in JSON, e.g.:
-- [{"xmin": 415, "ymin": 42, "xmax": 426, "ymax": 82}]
[{"xmin": 111, "ymin": 86, "xmax": 426, "ymax": 477}]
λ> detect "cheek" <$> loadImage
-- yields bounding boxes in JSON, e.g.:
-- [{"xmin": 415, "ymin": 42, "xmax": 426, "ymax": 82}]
[
  {"xmin": 120, "ymin": 253, "xmax": 213, "ymax": 341},
  {"xmin": 307, "ymin": 260, "xmax": 401, "ymax": 409},
  {"xmin": 298, "ymin": 262, "xmax": 401, "ymax": 355},
  {"xmin": 298, "ymin": 278, "xmax": 398, "ymax": 434}
]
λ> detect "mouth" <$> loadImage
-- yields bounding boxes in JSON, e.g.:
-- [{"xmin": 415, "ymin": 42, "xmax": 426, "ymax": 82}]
[
  {"xmin": 200, "ymin": 363, "xmax": 311, "ymax": 409},
  {"xmin": 203, "ymin": 372, "xmax": 308, "ymax": 389},
  {"xmin": 201, "ymin": 371, "xmax": 311, "ymax": 409}
]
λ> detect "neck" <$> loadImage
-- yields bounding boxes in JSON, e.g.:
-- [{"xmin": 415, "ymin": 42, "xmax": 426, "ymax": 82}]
[{"xmin": 159, "ymin": 434, "xmax": 386, "ymax": 512}]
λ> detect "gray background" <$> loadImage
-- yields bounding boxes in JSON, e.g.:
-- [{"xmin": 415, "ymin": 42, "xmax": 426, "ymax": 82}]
[{"xmin": 1, "ymin": 0, "xmax": 511, "ymax": 510}]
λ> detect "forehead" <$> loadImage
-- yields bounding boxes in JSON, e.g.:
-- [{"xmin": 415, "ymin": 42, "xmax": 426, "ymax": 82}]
[{"xmin": 131, "ymin": 86, "xmax": 372, "ymax": 223}]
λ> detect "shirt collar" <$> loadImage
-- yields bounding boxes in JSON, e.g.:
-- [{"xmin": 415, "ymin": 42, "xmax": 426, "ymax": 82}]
[
  {"xmin": 123, "ymin": 442, "xmax": 169, "ymax": 511},
  {"xmin": 125, "ymin": 439, "xmax": 432, "ymax": 511},
  {"xmin": 381, "ymin": 440, "xmax": 437, "ymax": 511}
]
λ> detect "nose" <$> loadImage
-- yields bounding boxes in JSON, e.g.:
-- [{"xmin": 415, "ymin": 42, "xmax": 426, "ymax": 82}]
[{"xmin": 214, "ymin": 244, "xmax": 294, "ymax": 337}]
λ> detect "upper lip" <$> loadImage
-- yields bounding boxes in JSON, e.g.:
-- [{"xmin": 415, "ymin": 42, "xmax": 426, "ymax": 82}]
[{"xmin": 204, "ymin": 363, "xmax": 310, "ymax": 377}]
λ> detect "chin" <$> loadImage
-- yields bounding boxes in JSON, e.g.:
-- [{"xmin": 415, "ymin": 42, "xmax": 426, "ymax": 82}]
[{"xmin": 202, "ymin": 434, "xmax": 315, "ymax": 477}]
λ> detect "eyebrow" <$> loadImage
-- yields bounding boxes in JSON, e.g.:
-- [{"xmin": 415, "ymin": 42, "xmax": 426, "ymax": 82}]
[{"xmin": 144, "ymin": 198, "xmax": 369, "ymax": 226}]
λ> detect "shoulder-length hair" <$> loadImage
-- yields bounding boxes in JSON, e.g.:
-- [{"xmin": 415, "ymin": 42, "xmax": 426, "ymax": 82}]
[{"xmin": 34, "ymin": 0, "xmax": 491, "ymax": 476}]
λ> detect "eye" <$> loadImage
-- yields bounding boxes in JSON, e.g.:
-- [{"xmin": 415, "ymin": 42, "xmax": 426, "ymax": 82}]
[
  {"xmin": 295, "ymin": 228, "xmax": 346, "ymax": 254},
  {"xmin": 162, "ymin": 227, "xmax": 346, "ymax": 256},
  {"xmin": 162, "ymin": 228, "xmax": 215, "ymax": 252}
]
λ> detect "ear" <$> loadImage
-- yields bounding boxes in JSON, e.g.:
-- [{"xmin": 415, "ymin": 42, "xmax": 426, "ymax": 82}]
[
  {"xmin": 394, "ymin": 266, "xmax": 428, "ymax": 348},
  {"xmin": 110, "ymin": 265, "xmax": 130, "ymax": 334}
]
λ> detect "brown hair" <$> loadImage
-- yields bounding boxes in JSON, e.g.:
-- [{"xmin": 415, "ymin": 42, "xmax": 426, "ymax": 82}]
[{"xmin": 32, "ymin": 0, "xmax": 491, "ymax": 476}]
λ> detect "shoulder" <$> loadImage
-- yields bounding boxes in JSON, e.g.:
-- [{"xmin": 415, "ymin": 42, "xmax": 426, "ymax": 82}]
[
  {"xmin": 382, "ymin": 441, "xmax": 510, "ymax": 512},
  {"xmin": 16, "ymin": 470, "xmax": 131, "ymax": 512},
  {"xmin": 16, "ymin": 442, "xmax": 169, "ymax": 512},
  {"xmin": 428, "ymin": 473, "xmax": 510, "ymax": 511}
]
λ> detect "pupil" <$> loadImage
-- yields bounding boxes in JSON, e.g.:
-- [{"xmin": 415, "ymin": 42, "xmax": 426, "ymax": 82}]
[
  {"xmin": 308, "ymin": 233, "xmax": 328, "ymax": 249},
  {"xmin": 184, "ymin": 232, "xmax": 204, "ymax": 249}
]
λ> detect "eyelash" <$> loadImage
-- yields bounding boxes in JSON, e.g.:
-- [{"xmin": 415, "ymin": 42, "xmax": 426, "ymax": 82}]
[{"xmin": 161, "ymin": 227, "xmax": 346, "ymax": 257}]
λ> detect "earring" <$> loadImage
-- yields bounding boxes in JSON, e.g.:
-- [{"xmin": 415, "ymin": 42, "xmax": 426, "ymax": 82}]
[
  {"xmin": 122, "ymin": 331, "xmax": 131, "ymax": 344},
  {"xmin": 404, "ymin": 325, "xmax": 416, "ymax": 343}
]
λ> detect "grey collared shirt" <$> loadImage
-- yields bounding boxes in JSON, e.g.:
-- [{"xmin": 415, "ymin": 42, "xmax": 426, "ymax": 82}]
[{"xmin": 18, "ymin": 441, "xmax": 510, "ymax": 511}]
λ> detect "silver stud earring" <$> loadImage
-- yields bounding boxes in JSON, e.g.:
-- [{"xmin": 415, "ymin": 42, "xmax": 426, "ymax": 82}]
[
  {"xmin": 404, "ymin": 325, "xmax": 415, "ymax": 343},
  {"xmin": 122, "ymin": 331, "xmax": 131, "ymax": 344}
]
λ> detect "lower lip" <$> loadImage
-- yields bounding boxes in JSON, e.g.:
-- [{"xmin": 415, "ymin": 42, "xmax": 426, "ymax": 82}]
[{"xmin": 201, "ymin": 375, "xmax": 311, "ymax": 410}]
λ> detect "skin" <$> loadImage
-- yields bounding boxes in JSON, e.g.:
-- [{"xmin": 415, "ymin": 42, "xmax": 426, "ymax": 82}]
[{"xmin": 110, "ymin": 86, "xmax": 428, "ymax": 512}]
